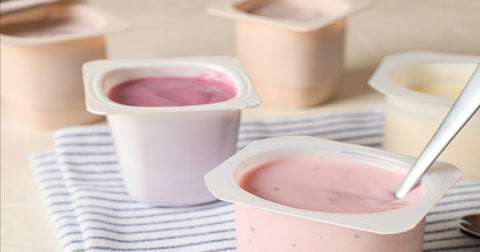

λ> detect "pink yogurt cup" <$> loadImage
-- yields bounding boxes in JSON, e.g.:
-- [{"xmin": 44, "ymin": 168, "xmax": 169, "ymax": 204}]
[
  {"xmin": 205, "ymin": 136, "xmax": 462, "ymax": 251},
  {"xmin": 82, "ymin": 57, "xmax": 260, "ymax": 206}
]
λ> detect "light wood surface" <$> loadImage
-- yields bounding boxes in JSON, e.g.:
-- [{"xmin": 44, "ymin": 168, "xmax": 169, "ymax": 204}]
[{"xmin": 1, "ymin": 0, "xmax": 479, "ymax": 251}]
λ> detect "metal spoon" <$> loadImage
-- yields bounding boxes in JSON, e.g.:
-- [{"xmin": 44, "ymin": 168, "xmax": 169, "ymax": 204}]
[
  {"xmin": 458, "ymin": 214, "xmax": 480, "ymax": 239},
  {"xmin": 395, "ymin": 63, "xmax": 480, "ymax": 199}
]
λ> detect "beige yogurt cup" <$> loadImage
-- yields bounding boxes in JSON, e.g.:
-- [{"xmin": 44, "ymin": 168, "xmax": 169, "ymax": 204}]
[
  {"xmin": 207, "ymin": 0, "xmax": 371, "ymax": 108},
  {"xmin": 369, "ymin": 51, "xmax": 480, "ymax": 181},
  {"xmin": 0, "ymin": 0, "xmax": 127, "ymax": 129}
]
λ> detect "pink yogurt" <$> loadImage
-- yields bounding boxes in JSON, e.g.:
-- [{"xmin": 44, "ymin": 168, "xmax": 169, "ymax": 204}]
[
  {"xmin": 235, "ymin": 154, "xmax": 427, "ymax": 251},
  {"xmin": 107, "ymin": 76, "xmax": 237, "ymax": 107},
  {"xmin": 238, "ymin": 155, "xmax": 425, "ymax": 213},
  {"xmin": 204, "ymin": 136, "xmax": 461, "ymax": 252}
]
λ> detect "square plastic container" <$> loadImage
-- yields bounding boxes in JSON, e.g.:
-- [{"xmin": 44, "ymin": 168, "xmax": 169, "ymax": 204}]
[
  {"xmin": 207, "ymin": 0, "xmax": 371, "ymax": 108},
  {"xmin": 0, "ymin": 0, "xmax": 127, "ymax": 130},
  {"xmin": 205, "ymin": 136, "xmax": 462, "ymax": 251},
  {"xmin": 83, "ymin": 57, "xmax": 260, "ymax": 206},
  {"xmin": 369, "ymin": 51, "xmax": 480, "ymax": 180}
]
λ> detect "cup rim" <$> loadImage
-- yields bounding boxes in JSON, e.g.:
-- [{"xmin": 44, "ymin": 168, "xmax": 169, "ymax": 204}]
[
  {"xmin": 206, "ymin": 0, "xmax": 372, "ymax": 32},
  {"xmin": 368, "ymin": 51, "xmax": 480, "ymax": 104},
  {"xmin": 204, "ymin": 136, "xmax": 462, "ymax": 234},
  {"xmin": 0, "ymin": 1, "xmax": 128, "ymax": 45},
  {"xmin": 82, "ymin": 57, "xmax": 261, "ymax": 115}
]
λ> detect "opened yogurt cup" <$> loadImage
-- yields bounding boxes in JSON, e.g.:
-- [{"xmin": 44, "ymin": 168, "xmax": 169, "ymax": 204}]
[
  {"xmin": 205, "ymin": 136, "xmax": 461, "ymax": 251},
  {"xmin": 0, "ymin": 0, "xmax": 127, "ymax": 129},
  {"xmin": 369, "ymin": 51, "xmax": 480, "ymax": 180},
  {"xmin": 83, "ymin": 57, "xmax": 260, "ymax": 206},
  {"xmin": 207, "ymin": 0, "xmax": 371, "ymax": 108}
]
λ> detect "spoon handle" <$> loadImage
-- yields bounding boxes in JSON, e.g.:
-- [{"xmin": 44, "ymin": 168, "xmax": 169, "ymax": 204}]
[{"xmin": 395, "ymin": 64, "xmax": 480, "ymax": 199}]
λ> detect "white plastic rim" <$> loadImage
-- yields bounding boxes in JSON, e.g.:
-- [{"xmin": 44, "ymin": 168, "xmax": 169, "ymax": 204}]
[
  {"xmin": 204, "ymin": 136, "xmax": 462, "ymax": 234},
  {"xmin": 82, "ymin": 57, "xmax": 261, "ymax": 115},
  {"xmin": 368, "ymin": 51, "xmax": 480, "ymax": 104},
  {"xmin": 0, "ymin": 1, "xmax": 128, "ymax": 45},
  {"xmin": 207, "ymin": 0, "xmax": 372, "ymax": 32}
]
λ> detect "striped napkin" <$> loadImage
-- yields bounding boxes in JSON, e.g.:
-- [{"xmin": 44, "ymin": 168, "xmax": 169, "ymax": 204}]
[{"xmin": 29, "ymin": 106, "xmax": 480, "ymax": 252}]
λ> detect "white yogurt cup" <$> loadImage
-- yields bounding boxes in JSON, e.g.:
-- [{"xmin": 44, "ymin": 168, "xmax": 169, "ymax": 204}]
[
  {"xmin": 207, "ymin": 0, "xmax": 371, "ymax": 108},
  {"xmin": 0, "ymin": 1, "xmax": 127, "ymax": 130},
  {"xmin": 369, "ymin": 51, "xmax": 480, "ymax": 180},
  {"xmin": 83, "ymin": 57, "xmax": 260, "ymax": 206},
  {"xmin": 205, "ymin": 136, "xmax": 461, "ymax": 251}
]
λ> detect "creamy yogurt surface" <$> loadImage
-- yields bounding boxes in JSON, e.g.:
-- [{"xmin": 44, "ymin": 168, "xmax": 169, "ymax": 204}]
[
  {"xmin": 107, "ymin": 76, "xmax": 237, "ymax": 107},
  {"xmin": 238, "ymin": 155, "xmax": 425, "ymax": 213},
  {"xmin": 406, "ymin": 81, "xmax": 463, "ymax": 99}
]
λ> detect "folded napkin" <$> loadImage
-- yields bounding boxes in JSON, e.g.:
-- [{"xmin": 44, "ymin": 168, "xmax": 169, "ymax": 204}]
[{"xmin": 29, "ymin": 106, "xmax": 480, "ymax": 252}]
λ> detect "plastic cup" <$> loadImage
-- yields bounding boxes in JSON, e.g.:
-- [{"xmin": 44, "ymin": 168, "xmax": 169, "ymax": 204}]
[
  {"xmin": 0, "ymin": 0, "xmax": 127, "ymax": 130},
  {"xmin": 205, "ymin": 136, "xmax": 461, "ymax": 251},
  {"xmin": 369, "ymin": 51, "xmax": 480, "ymax": 181},
  {"xmin": 207, "ymin": 0, "xmax": 371, "ymax": 108},
  {"xmin": 82, "ymin": 57, "xmax": 260, "ymax": 206}
]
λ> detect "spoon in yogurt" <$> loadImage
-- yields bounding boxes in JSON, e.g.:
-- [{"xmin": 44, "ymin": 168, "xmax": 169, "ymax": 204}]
[{"xmin": 395, "ymin": 63, "xmax": 480, "ymax": 199}]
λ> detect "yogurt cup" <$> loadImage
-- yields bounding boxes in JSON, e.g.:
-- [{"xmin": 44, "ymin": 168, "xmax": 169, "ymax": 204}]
[
  {"xmin": 369, "ymin": 51, "xmax": 480, "ymax": 180},
  {"xmin": 205, "ymin": 136, "xmax": 462, "ymax": 252},
  {"xmin": 82, "ymin": 57, "xmax": 260, "ymax": 206},
  {"xmin": 207, "ymin": 0, "xmax": 371, "ymax": 108},
  {"xmin": 0, "ymin": 0, "xmax": 127, "ymax": 130}
]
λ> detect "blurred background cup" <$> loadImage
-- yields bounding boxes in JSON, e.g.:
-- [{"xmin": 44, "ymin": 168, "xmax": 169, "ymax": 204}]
[
  {"xmin": 369, "ymin": 51, "xmax": 480, "ymax": 181},
  {"xmin": 0, "ymin": 0, "xmax": 127, "ymax": 130},
  {"xmin": 205, "ymin": 136, "xmax": 461, "ymax": 252},
  {"xmin": 207, "ymin": 0, "xmax": 371, "ymax": 108},
  {"xmin": 82, "ymin": 57, "xmax": 260, "ymax": 206}
]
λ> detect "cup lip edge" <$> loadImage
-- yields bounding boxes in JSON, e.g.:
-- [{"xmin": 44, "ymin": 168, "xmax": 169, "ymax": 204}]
[
  {"xmin": 368, "ymin": 51, "xmax": 480, "ymax": 105},
  {"xmin": 0, "ymin": 1, "xmax": 129, "ymax": 45},
  {"xmin": 206, "ymin": 0, "xmax": 372, "ymax": 32},
  {"xmin": 83, "ymin": 57, "xmax": 261, "ymax": 115},
  {"xmin": 204, "ymin": 135, "xmax": 462, "ymax": 234}
]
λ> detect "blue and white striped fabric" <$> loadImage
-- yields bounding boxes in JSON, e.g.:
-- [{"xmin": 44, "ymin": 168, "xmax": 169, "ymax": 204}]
[{"xmin": 29, "ymin": 106, "xmax": 480, "ymax": 252}]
